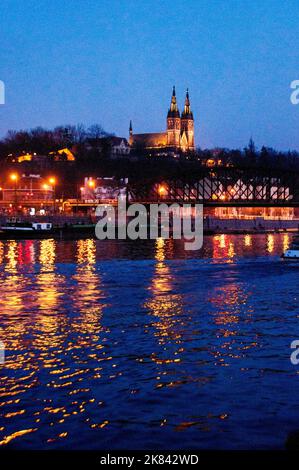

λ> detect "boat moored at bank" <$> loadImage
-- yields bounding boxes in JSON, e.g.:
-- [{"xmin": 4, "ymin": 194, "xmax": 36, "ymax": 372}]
[
  {"xmin": 0, "ymin": 217, "xmax": 96, "ymax": 239},
  {"xmin": 0, "ymin": 219, "xmax": 53, "ymax": 238},
  {"xmin": 282, "ymin": 235, "xmax": 299, "ymax": 261}
]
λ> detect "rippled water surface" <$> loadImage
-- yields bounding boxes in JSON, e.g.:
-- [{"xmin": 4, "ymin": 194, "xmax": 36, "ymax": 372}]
[{"xmin": 0, "ymin": 233, "xmax": 298, "ymax": 449}]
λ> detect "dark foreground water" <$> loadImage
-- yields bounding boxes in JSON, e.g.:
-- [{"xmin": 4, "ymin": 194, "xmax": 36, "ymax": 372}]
[{"xmin": 0, "ymin": 233, "xmax": 298, "ymax": 450}]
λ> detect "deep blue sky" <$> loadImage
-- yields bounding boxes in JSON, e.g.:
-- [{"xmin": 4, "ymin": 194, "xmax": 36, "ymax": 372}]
[{"xmin": 0, "ymin": 0, "xmax": 299, "ymax": 150}]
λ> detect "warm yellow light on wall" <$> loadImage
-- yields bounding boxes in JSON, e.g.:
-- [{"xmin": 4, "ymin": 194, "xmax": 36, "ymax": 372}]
[
  {"xmin": 57, "ymin": 148, "xmax": 75, "ymax": 161},
  {"xmin": 18, "ymin": 154, "xmax": 32, "ymax": 163}
]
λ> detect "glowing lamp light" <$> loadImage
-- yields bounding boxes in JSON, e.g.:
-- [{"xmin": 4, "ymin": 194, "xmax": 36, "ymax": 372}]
[
  {"xmin": 49, "ymin": 177, "xmax": 56, "ymax": 185},
  {"xmin": 43, "ymin": 184, "xmax": 49, "ymax": 191},
  {"xmin": 158, "ymin": 184, "xmax": 167, "ymax": 196},
  {"xmin": 88, "ymin": 180, "xmax": 95, "ymax": 188},
  {"xmin": 10, "ymin": 173, "xmax": 18, "ymax": 182}
]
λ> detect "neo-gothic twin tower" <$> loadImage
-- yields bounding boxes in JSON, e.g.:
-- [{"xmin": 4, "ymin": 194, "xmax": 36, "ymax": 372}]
[
  {"xmin": 129, "ymin": 86, "xmax": 195, "ymax": 153},
  {"xmin": 166, "ymin": 86, "xmax": 194, "ymax": 150}
]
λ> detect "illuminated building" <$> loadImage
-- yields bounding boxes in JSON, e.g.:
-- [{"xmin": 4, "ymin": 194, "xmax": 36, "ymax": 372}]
[
  {"xmin": 9, "ymin": 148, "xmax": 75, "ymax": 164},
  {"xmin": 129, "ymin": 87, "xmax": 195, "ymax": 154}
]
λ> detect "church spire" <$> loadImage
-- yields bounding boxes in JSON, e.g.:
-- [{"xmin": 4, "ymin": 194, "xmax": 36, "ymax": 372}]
[
  {"xmin": 182, "ymin": 88, "xmax": 193, "ymax": 119},
  {"xmin": 167, "ymin": 85, "xmax": 180, "ymax": 118},
  {"xmin": 129, "ymin": 120, "xmax": 133, "ymax": 145}
]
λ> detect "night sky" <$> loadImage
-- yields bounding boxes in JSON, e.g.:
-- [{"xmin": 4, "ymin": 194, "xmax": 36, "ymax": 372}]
[{"xmin": 1, "ymin": 0, "xmax": 299, "ymax": 150}]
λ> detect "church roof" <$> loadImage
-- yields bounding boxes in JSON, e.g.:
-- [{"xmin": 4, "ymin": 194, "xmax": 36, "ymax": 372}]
[
  {"xmin": 131, "ymin": 132, "xmax": 167, "ymax": 148},
  {"xmin": 181, "ymin": 89, "xmax": 193, "ymax": 119},
  {"xmin": 107, "ymin": 136, "xmax": 129, "ymax": 146},
  {"xmin": 167, "ymin": 86, "xmax": 180, "ymax": 118}
]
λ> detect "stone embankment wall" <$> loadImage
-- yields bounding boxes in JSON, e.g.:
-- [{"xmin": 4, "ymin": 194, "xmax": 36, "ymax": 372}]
[
  {"xmin": 0, "ymin": 215, "xmax": 298, "ymax": 234},
  {"xmin": 204, "ymin": 216, "xmax": 299, "ymax": 233},
  {"xmin": 0, "ymin": 215, "xmax": 92, "ymax": 228}
]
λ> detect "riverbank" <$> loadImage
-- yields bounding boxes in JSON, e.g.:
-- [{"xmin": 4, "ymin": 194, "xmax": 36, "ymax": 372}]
[
  {"xmin": 204, "ymin": 215, "xmax": 299, "ymax": 234},
  {"xmin": 0, "ymin": 214, "xmax": 298, "ymax": 239}
]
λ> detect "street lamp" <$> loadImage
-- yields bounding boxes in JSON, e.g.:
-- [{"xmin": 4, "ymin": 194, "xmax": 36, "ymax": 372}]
[
  {"xmin": 157, "ymin": 184, "xmax": 167, "ymax": 199},
  {"xmin": 41, "ymin": 184, "xmax": 50, "ymax": 214},
  {"xmin": 79, "ymin": 186, "xmax": 84, "ymax": 200},
  {"xmin": 48, "ymin": 177, "xmax": 56, "ymax": 213},
  {"xmin": 87, "ymin": 179, "xmax": 96, "ymax": 201},
  {"xmin": 10, "ymin": 173, "xmax": 18, "ymax": 213}
]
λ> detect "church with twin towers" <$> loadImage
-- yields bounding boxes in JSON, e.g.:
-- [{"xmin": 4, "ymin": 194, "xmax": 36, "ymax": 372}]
[{"xmin": 129, "ymin": 87, "xmax": 195, "ymax": 153}]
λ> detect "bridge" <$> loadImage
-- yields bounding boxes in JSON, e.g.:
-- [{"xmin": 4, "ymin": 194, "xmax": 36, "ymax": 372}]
[{"xmin": 127, "ymin": 166, "xmax": 299, "ymax": 206}]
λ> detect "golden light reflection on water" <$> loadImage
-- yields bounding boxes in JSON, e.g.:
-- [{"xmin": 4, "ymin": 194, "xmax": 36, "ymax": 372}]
[
  {"xmin": 73, "ymin": 239, "xmax": 107, "ymax": 334},
  {"xmin": 155, "ymin": 237, "xmax": 166, "ymax": 262},
  {"xmin": 227, "ymin": 242, "xmax": 235, "ymax": 261},
  {"xmin": 77, "ymin": 239, "xmax": 96, "ymax": 266},
  {"xmin": 244, "ymin": 235, "xmax": 252, "ymax": 247},
  {"xmin": 0, "ymin": 241, "xmax": 28, "ymax": 318},
  {"xmin": 209, "ymin": 284, "xmax": 247, "ymax": 326},
  {"xmin": 283, "ymin": 233, "xmax": 290, "ymax": 252},
  {"xmin": 212, "ymin": 235, "xmax": 236, "ymax": 262},
  {"xmin": 219, "ymin": 234, "xmax": 226, "ymax": 249},
  {"xmin": 0, "ymin": 242, "xmax": 4, "ymax": 264},
  {"xmin": 209, "ymin": 232, "xmax": 291, "ymax": 259},
  {"xmin": 143, "ymin": 237, "xmax": 186, "ymax": 395},
  {"xmin": 208, "ymin": 279, "xmax": 256, "ymax": 367},
  {"xmin": 39, "ymin": 239, "xmax": 56, "ymax": 270},
  {"xmin": 5, "ymin": 241, "xmax": 18, "ymax": 273},
  {"xmin": 35, "ymin": 239, "xmax": 62, "ymax": 338},
  {"xmin": 267, "ymin": 234, "xmax": 275, "ymax": 254},
  {"xmin": 0, "ymin": 239, "xmax": 111, "ymax": 447},
  {"xmin": 145, "ymin": 238, "xmax": 184, "ymax": 346},
  {"xmin": 0, "ymin": 234, "xmax": 294, "ymax": 446},
  {"xmin": 0, "ymin": 428, "xmax": 38, "ymax": 446}
]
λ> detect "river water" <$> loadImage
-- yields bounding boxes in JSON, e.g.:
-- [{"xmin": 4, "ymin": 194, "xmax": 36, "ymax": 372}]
[{"xmin": 0, "ymin": 233, "xmax": 298, "ymax": 449}]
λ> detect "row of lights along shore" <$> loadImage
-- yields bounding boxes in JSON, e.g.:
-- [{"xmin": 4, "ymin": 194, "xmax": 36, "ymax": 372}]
[{"xmin": 0, "ymin": 177, "xmax": 235, "ymax": 201}]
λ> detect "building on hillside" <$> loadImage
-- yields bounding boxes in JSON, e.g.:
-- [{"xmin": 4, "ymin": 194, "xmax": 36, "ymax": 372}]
[
  {"xmin": 129, "ymin": 87, "xmax": 195, "ymax": 155},
  {"xmin": 8, "ymin": 152, "xmax": 47, "ymax": 164},
  {"xmin": 9, "ymin": 148, "xmax": 76, "ymax": 164},
  {"xmin": 104, "ymin": 137, "xmax": 130, "ymax": 158},
  {"xmin": 85, "ymin": 136, "xmax": 130, "ymax": 158},
  {"xmin": 201, "ymin": 149, "xmax": 235, "ymax": 168},
  {"xmin": 51, "ymin": 148, "xmax": 76, "ymax": 162}
]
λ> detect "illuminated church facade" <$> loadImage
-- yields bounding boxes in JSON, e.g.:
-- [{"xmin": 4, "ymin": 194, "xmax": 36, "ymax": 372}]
[{"xmin": 129, "ymin": 87, "xmax": 195, "ymax": 153}]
